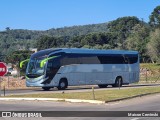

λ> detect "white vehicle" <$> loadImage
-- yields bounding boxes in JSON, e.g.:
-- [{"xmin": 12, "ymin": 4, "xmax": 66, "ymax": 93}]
[{"xmin": 20, "ymin": 48, "xmax": 140, "ymax": 90}]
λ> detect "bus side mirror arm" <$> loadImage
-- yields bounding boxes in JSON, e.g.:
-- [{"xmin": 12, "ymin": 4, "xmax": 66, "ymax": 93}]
[
  {"xmin": 40, "ymin": 56, "xmax": 59, "ymax": 68},
  {"xmin": 20, "ymin": 59, "xmax": 30, "ymax": 68}
]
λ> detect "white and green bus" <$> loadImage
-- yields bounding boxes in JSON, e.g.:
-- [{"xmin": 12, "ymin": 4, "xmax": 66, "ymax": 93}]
[{"xmin": 20, "ymin": 48, "xmax": 140, "ymax": 90}]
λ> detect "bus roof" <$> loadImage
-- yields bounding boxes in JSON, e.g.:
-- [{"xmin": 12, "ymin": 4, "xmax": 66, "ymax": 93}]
[
  {"xmin": 31, "ymin": 48, "xmax": 138, "ymax": 58},
  {"xmin": 60, "ymin": 48, "xmax": 138, "ymax": 54}
]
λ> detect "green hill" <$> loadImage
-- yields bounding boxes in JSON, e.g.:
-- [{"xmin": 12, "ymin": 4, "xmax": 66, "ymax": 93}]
[{"xmin": 0, "ymin": 16, "xmax": 151, "ymax": 63}]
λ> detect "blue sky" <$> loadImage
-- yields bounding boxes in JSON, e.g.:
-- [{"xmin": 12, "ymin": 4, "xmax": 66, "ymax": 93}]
[{"xmin": 0, "ymin": 0, "xmax": 160, "ymax": 31}]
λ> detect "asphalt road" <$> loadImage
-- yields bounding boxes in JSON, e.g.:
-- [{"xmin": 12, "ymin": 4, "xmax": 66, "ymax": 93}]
[
  {"xmin": 0, "ymin": 93, "xmax": 160, "ymax": 120},
  {"xmin": 1, "ymin": 83, "xmax": 160, "ymax": 96}
]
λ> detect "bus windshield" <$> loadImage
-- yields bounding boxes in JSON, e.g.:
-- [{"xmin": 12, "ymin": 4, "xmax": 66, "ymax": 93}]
[{"xmin": 26, "ymin": 57, "xmax": 46, "ymax": 76}]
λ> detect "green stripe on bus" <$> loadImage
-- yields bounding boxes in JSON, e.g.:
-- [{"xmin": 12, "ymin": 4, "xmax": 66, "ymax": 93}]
[{"xmin": 40, "ymin": 56, "xmax": 58, "ymax": 68}]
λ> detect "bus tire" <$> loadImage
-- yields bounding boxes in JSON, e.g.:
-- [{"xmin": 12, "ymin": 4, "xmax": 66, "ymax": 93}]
[
  {"xmin": 98, "ymin": 84, "xmax": 108, "ymax": 88},
  {"xmin": 42, "ymin": 87, "xmax": 51, "ymax": 91},
  {"xmin": 57, "ymin": 78, "xmax": 68, "ymax": 90},
  {"xmin": 112, "ymin": 77, "xmax": 122, "ymax": 87}
]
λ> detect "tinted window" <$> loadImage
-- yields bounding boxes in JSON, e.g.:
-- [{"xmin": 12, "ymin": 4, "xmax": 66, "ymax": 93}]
[
  {"xmin": 125, "ymin": 54, "xmax": 138, "ymax": 64},
  {"xmin": 61, "ymin": 54, "xmax": 79, "ymax": 65},
  {"xmin": 47, "ymin": 57, "xmax": 60, "ymax": 70},
  {"xmin": 59, "ymin": 53, "xmax": 138, "ymax": 65},
  {"xmin": 79, "ymin": 56, "xmax": 100, "ymax": 64},
  {"xmin": 98, "ymin": 55, "xmax": 125, "ymax": 64},
  {"xmin": 60, "ymin": 54, "xmax": 101, "ymax": 65}
]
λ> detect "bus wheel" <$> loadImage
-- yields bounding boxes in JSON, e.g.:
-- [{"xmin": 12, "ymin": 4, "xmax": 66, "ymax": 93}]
[
  {"xmin": 98, "ymin": 84, "xmax": 108, "ymax": 88},
  {"xmin": 42, "ymin": 87, "xmax": 51, "ymax": 91},
  {"xmin": 57, "ymin": 78, "xmax": 68, "ymax": 90},
  {"xmin": 112, "ymin": 77, "xmax": 122, "ymax": 87}
]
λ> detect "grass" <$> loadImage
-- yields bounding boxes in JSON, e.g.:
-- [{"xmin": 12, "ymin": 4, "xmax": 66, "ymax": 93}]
[
  {"xmin": 140, "ymin": 63, "xmax": 160, "ymax": 82},
  {"xmin": 140, "ymin": 63, "xmax": 160, "ymax": 71},
  {"xmin": 5, "ymin": 86, "xmax": 160, "ymax": 102}
]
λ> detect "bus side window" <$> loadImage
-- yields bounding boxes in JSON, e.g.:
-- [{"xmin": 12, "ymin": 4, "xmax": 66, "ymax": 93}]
[
  {"xmin": 79, "ymin": 56, "xmax": 98, "ymax": 64},
  {"xmin": 47, "ymin": 58, "xmax": 60, "ymax": 72},
  {"xmin": 125, "ymin": 55, "xmax": 138, "ymax": 64},
  {"xmin": 124, "ymin": 56, "xmax": 129, "ymax": 64},
  {"xmin": 98, "ymin": 55, "xmax": 125, "ymax": 64},
  {"xmin": 61, "ymin": 54, "xmax": 79, "ymax": 66}
]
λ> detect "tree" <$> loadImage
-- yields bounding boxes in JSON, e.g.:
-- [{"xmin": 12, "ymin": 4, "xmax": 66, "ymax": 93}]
[
  {"xmin": 107, "ymin": 16, "xmax": 141, "ymax": 49},
  {"xmin": 36, "ymin": 36, "xmax": 54, "ymax": 50},
  {"xmin": 5, "ymin": 50, "xmax": 34, "ymax": 75},
  {"xmin": 125, "ymin": 24, "xmax": 150, "ymax": 61},
  {"xmin": 5, "ymin": 50, "xmax": 33, "ymax": 64},
  {"xmin": 5, "ymin": 27, "xmax": 10, "ymax": 31},
  {"xmin": 149, "ymin": 6, "xmax": 160, "ymax": 28},
  {"xmin": 147, "ymin": 29, "xmax": 160, "ymax": 63}
]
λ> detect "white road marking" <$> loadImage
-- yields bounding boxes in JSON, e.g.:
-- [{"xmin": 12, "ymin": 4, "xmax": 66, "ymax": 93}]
[{"xmin": 130, "ymin": 118, "xmax": 139, "ymax": 120}]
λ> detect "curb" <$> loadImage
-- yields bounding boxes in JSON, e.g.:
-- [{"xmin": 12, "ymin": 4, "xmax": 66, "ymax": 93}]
[
  {"xmin": 0, "ymin": 97, "xmax": 105, "ymax": 104},
  {"xmin": 106, "ymin": 92, "xmax": 160, "ymax": 103},
  {"xmin": 65, "ymin": 99, "xmax": 105, "ymax": 104}
]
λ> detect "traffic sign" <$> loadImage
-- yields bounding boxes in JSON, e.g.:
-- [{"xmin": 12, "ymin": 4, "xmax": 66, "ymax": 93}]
[{"xmin": 0, "ymin": 62, "xmax": 7, "ymax": 76}]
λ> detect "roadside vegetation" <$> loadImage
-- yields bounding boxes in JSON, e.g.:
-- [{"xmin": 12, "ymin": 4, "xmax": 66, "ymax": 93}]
[
  {"xmin": 5, "ymin": 86, "xmax": 160, "ymax": 102},
  {"xmin": 140, "ymin": 63, "xmax": 160, "ymax": 71},
  {"xmin": 140, "ymin": 63, "xmax": 160, "ymax": 82}
]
